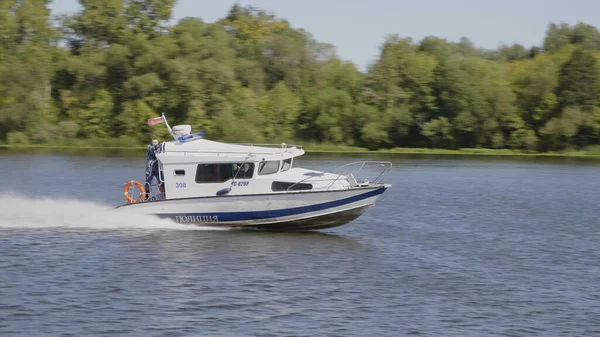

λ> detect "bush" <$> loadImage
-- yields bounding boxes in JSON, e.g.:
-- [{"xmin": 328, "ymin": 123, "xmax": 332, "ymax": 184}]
[
  {"xmin": 509, "ymin": 129, "xmax": 538, "ymax": 151},
  {"xmin": 28, "ymin": 123, "xmax": 60, "ymax": 144},
  {"xmin": 117, "ymin": 135, "xmax": 144, "ymax": 148},
  {"xmin": 582, "ymin": 145, "xmax": 600, "ymax": 155},
  {"xmin": 7, "ymin": 132, "xmax": 30, "ymax": 145},
  {"xmin": 58, "ymin": 121, "xmax": 81, "ymax": 139}
]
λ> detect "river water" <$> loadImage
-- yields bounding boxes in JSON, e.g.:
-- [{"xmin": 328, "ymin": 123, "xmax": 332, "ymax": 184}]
[{"xmin": 0, "ymin": 150, "xmax": 599, "ymax": 336}]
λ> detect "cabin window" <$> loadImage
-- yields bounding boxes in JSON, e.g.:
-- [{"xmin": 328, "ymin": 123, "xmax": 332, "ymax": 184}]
[
  {"xmin": 271, "ymin": 181, "xmax": 313, "ymax": 191},
  {"xmin": 195, "ymin": 163, "xmax": 254, "ymax": 183},
  {"xmin": 258, "ymin": 160, "xmax": 280, "ymax": 175},
  {"xmin": 174, "ymin": 169, "xmax": 185, "ymax": 176},
  {"xmin": 195, "ymin": 164, "xmax": 233, "ymax": 183},
  {"xmin": 233, "ymin": 163, "xmax": 254, "ymax": 179},
  {"xmin": 281, "ymin": 158, "xmax": 292, "ymax": 172}
]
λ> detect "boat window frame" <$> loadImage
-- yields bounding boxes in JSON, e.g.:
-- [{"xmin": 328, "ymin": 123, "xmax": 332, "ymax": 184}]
[
  {"xmin": 257, "ymin": 160, "xmax": 280, "ymax": 176},
  {"xmin": 233, "ymin": 162, "xmax": 255, "ymax": 180},
  {"xmin": 271, "ymin": 181, "xmax": 312, "ymax": 191},
  {"xmin": 174, "ymin": 169, "xmax": 186, "ymax": 176},
  {"xmin": 195, "ymin": 163, "xmax": 254, "ymax": 183},
  {"xmin": 281, "ymin": 158, "xmax": 292, "ymax": 172},
  {"xmin": 195, "ymin": 164, "xmax": 233, "ymax": 184}
]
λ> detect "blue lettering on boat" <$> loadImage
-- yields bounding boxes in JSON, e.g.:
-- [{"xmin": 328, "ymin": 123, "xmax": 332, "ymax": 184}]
[{"xmin": 174, "ymin": 215, "xmax": 219, "ymax": 223}]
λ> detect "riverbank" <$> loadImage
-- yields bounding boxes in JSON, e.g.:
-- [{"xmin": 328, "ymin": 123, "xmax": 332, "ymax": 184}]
[
  {"xmin": 310, "ymin": 146, "xmax": 600, "ymax": 158},
  {"xmin": 2, "ymin": 142, "xmax": 600, "ymax": 158}
]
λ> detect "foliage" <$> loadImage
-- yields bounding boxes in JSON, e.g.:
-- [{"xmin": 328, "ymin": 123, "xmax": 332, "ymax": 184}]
[
  {"xmin": 0, "ymin": 3, "xmax": 599, "ymax": 152},
  {"xmin": 421, "ymin": 117, "xmax": 454, "ymax": 148},
  {"xmin": 7, "ymin": 132, "xmax": 29, "ymax": 145},
  {"xmin": 557, "ymin": 48, "xmax": 600, "ymax": 109}
]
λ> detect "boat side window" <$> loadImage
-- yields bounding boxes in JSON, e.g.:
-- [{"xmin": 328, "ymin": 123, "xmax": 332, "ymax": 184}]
[
  {"xmin": 258, "ymin": 160, "xmax": 279, "ymax": 175},
  {"xmin": 174, "ymin": 169, "xmax": 185, "ymax": 176},
  {"xmin": 233, "ymin": 163, "xmax": 254, "ymax": 179},
  {"xmin": 195, "ymin": 164, "xmax": 234, "ymax": 183},
  {"xmin": 272, "ymin": 181, "xmax": 312, "ymax": 191},
  {"xmin": 281, "ymin": 158, "xmax": 292, "ymax": 172}
]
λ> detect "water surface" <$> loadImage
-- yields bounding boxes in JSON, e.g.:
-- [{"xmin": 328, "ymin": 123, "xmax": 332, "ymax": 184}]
[{"xmin": 1, "ymin": 151, "xmax": 599, "ymax": 336}]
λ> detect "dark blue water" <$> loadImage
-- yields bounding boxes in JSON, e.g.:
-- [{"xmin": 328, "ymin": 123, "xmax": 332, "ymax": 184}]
[{"xmin": 1, "ymin": 151, "xmax": 599, "ymax": 336}]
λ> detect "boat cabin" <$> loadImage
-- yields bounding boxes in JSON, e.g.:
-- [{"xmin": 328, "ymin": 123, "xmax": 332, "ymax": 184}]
[{"xmin": 151, "ymin": 136, "xmax": 351, "ymax": 200}]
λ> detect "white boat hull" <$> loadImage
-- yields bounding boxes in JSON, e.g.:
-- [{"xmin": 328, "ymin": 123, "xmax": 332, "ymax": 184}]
[{"xmin": 115, "ymin": 185, "xmax": 390, "ymax": 231}]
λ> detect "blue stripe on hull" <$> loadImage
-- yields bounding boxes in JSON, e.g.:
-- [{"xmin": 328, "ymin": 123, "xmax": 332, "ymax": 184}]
[{"xmin": 154, "ymin": 186, "xmax": 387, "ymax": 223}]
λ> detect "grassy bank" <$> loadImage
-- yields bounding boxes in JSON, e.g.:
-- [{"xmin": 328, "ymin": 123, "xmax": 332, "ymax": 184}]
[
  {"xmin": 298, "ymin": 143, "xmax": 600, "ymax": 158},
  {"xmin": 2, "ymin": 141, "xmax": 600, "ymax": 158}
]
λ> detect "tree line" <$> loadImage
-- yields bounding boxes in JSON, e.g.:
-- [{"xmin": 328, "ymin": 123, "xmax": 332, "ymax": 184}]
[{"xmin": 1, "ymin": 1, "xmax": 600, "ymax": 152}]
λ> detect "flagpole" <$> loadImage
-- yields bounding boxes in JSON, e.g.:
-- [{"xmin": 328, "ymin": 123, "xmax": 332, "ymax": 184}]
[{"xmin": 161, "ymin": 113, "xmax": 177, "ymax": 140}]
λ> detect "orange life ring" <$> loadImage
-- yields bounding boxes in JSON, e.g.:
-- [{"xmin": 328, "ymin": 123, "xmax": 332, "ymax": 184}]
[{"xmin": 123, "ymin": 180, "xmax": 146, "ymax": 203}]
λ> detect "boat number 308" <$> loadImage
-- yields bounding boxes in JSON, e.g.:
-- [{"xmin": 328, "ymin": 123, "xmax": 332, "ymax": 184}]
[{"xmin": 175, "ymin": 182, "xmax": 187, "ymax": 188}]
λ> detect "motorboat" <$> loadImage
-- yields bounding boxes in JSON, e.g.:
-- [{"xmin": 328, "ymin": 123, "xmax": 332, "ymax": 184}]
[{"xmin": 115, "ymin": 114, "xmax": 392, "ymax": 231}]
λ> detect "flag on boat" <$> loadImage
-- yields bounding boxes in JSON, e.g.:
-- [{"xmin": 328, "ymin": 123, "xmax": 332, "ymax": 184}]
[{"xmin": 148, "ymin": 116, "xmax": 164, "ymax": 126}]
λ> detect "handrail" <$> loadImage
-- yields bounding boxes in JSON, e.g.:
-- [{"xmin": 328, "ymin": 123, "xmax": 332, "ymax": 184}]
[
  {"xmin": 163, "ymin": 151, "xmax": 296, "ymax": 158},
  {"xmin": 332, "ymin": 161, "xmax": 392, "ymax": 184},
  {"xmin": 165, "ymin": 147, "xmax": 302, "ymax": 157},
  {"xmin": 286, "ymin": 161, "xmax": 392, "ymax": 192},
  {"xmin": 231, "ymin": 143, "xmax": 303, "ymax": 150}
]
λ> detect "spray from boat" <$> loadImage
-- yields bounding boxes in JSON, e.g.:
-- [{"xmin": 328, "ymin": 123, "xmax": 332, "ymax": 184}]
[{"xmin": 0, "ymin": 193, "xmax": 227, "ymax": 231}]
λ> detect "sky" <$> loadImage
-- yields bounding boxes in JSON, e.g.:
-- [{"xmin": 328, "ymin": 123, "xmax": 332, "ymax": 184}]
[{"xmin": 49, "ymin": 0, "xmax": 600, "ymax": 71}]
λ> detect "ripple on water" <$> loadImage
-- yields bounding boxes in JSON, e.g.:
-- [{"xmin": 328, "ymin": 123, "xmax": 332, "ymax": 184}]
[{"xmin": 1, "ymin": 156, "xmax": 600, "ymax": 336}]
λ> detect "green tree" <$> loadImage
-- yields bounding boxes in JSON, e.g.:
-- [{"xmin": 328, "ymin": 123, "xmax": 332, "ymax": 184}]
[
  {"xmin": 362, "ymin": 36, "xmax": 437, "ymax": 146},
  {"xmin": 125, "ymin": 0, "xmax": 176, "ymax": 36},
  {"xmin": 509, "ymin": 128, "xmax": 538, "ymax": 151},
  {"xmin": 421, "ymin": 117, "xmax": 454, "ymax": 148},
  {"xmin": 0, "ymin": 0, "xmax": 56, "ymax": 142},
  {"xmin": 509, "ymin": 54, "xmax": 558, "ymax": 128},
  {"xmin": 498, "ymin": 44, "xmax": 530, "ymax": 62},
  {"xmin": 257, "ymin": 82, "xmax": 300, "ymax": 140},
  {"xmin": 557, "ymin": 48, "xmax": 600, "ymax": 109},
  {"xmin": 2, "ymin": 2, "xmax": 600, "ymax": 152},
  {"xmin": 220, "ymin": 4, "xmax": 288, "ymax": 42},
  {"xmin": 74, "ymin": 0, "xmax": 127, "ymax": 46},
  {"xmin": 544, "ymin": 23, "xmax": 573, "ymax": 53}
]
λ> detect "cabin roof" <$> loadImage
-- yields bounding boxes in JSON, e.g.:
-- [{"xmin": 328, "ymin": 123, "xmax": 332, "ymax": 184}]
[{"xmin": 158, "ymin": 138, "xmax": 304, "ymax": 164}]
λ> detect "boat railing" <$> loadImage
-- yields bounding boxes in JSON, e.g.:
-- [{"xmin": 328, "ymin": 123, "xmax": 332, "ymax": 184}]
[
  {"xmin": 166, "ymin": 144, "xmax": 303, "ymax": 157},
  {"xmin": 168, "ymin": 150, "xmax": 285, "ymax": 157},
  {"xmin": 286, "ymin": 161, "xmax": 392, "ymax": 192},
  {"xmin": 230, "ymin": 143, "xmax": 303, "ymax": 150}
]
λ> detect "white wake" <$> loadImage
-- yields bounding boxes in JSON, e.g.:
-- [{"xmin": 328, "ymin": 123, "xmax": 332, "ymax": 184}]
[{"xmin": 0, "ymin": 194, "xmax": 218, "ymax": 231}]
